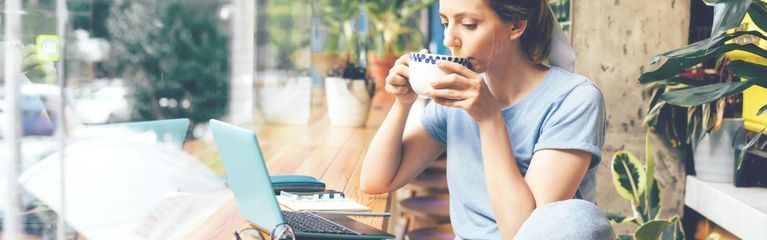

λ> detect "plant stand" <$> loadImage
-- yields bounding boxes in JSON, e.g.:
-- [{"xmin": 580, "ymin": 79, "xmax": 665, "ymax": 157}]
[{"xmin": 325, "ymin": 77, "xmax": 371, "ymax": 127}]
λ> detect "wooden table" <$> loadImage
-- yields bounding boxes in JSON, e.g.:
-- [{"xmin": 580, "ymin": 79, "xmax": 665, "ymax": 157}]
[{"xmin": 186, "ymin": 97, "xmax": 393, "ymax": 239}]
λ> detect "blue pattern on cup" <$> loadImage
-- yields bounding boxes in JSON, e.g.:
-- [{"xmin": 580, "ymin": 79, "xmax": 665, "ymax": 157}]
[{"xmin": 409, "ymin": 52, "xmax": 469, "ymax": 67}]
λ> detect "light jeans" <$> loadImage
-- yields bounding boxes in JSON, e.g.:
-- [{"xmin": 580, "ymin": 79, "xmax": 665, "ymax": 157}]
[{"xmin": 514, "ymin": 199, "xmax": 615, "ymax": 240}]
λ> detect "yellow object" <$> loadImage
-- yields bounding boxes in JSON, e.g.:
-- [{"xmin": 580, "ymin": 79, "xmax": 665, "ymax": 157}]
[
  {"xmin": 725, "ymin": 1, "xmax": 767, "ymax": 132},
  {"xmin": 743, "ymin": 86, "xmax": 767, "ymax": 132},
  {"xmin": 724, "ymin": 1, "xmax": 767, "ymax": 63},
  {"xmin": 35, "ymin": 34, "xmax": 60, "ymax": 62}
]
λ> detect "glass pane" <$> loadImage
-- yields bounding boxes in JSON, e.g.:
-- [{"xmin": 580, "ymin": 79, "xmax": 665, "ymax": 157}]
[{"xmin": 5, "ymin": 0, "xmax": 240, "ymax": 238}]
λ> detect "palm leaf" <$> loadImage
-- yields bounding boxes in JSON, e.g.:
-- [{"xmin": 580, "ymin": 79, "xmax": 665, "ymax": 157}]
[
  {"xmin": 660, "ymin": 81, "xmax": 755, "ymax": 106},
  {"xmin": 639, "ymin": 31, "xmax": 767, "ymax": 84},
  {"xmin": 611, "ymin": 151, "xmax": 647, "ymax": 203}
]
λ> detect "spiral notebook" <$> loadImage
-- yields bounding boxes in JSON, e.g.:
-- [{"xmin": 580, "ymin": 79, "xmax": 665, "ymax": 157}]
[{"xmin": 276, "ymin": 191, "xmax": 371, "ymax": 212}]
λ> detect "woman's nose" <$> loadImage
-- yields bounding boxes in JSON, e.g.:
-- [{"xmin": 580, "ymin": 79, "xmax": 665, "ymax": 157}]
[{"xmin": 442, "ymin": 29, "xmax": 461, "ymax": 51}]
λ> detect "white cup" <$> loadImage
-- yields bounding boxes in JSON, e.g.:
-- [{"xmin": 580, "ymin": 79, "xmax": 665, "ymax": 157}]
[{"xmin": 408, "ymin": 52, "xmax": 469, "ymax": 96}]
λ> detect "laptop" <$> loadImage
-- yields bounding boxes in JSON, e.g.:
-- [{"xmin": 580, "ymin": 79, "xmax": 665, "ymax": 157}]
[{"xmin": 209, "ymin": 119, "xmax": 395, "ymax": 239}]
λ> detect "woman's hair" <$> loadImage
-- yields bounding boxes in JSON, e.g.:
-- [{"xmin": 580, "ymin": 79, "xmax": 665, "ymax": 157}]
[{"xmin": 487, "ymin": 0, "xmax": 555, "ymax": 64}]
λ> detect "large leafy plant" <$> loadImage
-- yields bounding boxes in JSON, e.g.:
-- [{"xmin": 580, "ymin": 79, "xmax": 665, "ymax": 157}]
[
  {"xmin": 365, "ymin": 0, "xmax": 437, "ymax": 59},
  {"xmin": 312, "ymin": 0, "xmax": 367, "ymax": 79},
  {"xmin": 640, "ymin": 0, "xmax": 767, "ymax": 147},
  {"xmin": 608, "ymin": 131, "xmax": 685, "ymax": 240}
]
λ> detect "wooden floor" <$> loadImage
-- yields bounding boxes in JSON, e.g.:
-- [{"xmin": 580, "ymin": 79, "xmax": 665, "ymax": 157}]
[{"xmin": 185, "ymin": 91, "xmax": 394, "ymax": 239}]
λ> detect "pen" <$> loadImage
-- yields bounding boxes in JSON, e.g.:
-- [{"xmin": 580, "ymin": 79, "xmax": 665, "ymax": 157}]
[{"xmin": 308, "ymin": 211, "xmax": 391, "ymax": 217}]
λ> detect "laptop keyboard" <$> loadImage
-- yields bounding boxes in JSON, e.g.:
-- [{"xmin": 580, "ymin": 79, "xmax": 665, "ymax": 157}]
[{"xmin": 282, "ymin": 211, "xmax": 359, "ymax": 235}]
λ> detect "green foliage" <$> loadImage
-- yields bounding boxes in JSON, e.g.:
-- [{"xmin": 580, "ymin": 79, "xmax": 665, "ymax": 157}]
[
  {"xmin": 608, "ymin": 131, "xmax": 685, "ymax": 240},
  {"xmin": 640, "ymin": 0, "xmax": 767, "ymax": 146},
  {"xmin": 262, "ymin": 0, "xmax": 312, "ymax": 72},
  {"xmin": 365, "ymin": 0, "xmax": 437, "ymax": 58},
  {"xmin": 105, "ymin": 0, "xmax": 230, "ymax": 134}
]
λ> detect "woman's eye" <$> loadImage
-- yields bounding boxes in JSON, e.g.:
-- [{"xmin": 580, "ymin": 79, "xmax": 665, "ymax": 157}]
[
  {"xmin": 441, "ymin": 22, "xmax": 448, "ymax": 28},
  {"xmin": 462, "ymin": 24, "xmax": 477, "ymax": 29}
]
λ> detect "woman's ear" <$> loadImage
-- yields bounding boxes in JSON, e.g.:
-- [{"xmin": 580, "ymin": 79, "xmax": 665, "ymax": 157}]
[{"xmin": 508, "ymin": 20, "xmax": 528, "ymax": 40}]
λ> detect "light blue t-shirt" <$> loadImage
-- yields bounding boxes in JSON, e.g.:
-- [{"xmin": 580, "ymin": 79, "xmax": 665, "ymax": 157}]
[{"xmin": 421, "ymin": 66, "xmax": 606, "ymax": 239}]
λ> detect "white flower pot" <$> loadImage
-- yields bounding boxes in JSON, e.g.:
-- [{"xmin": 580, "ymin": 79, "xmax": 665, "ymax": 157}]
[
  {"xmin": 692, "ymin": 118, "xmax": 744, "ymax": 183},
  {"xmin": 258, "ymin": 73, "xmax": 311, "ymax": 125},
  {"xmin": 325, "ymin": 77, "xmax": 371, "ymax": 127}
]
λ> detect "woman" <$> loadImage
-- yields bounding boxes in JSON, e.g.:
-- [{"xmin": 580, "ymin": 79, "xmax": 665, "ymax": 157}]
[{"xmin": 360, "ymin": 0, "xmax": 614, "ymax": 239}]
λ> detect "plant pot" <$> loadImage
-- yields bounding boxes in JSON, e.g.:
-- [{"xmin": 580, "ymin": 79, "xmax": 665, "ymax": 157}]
[
  {"xmin": 692, "ymin": 118, "xmax": 744, "ymax": 183},
  {"xmin": 257, "ymin": 73, "xmax": 311, "ymax": 125},
  {"xmin": 325, "ymin": 77, "xmax": 371, "ymax": 127},
  {"xmin": 733, "ymin": 125, "xmax": 767, "ymax": 187}
]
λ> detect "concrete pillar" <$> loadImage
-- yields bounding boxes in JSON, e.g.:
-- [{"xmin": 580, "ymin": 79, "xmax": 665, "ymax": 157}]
[{"xmin": 572, "ymin": 0, "xmax": 691, "ymax": 234}]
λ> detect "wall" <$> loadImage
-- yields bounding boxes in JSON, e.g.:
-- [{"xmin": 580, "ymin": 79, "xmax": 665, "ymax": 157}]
[{"xmin": 572, "ymin": 0, "xmax": 691, "ymax": 235}]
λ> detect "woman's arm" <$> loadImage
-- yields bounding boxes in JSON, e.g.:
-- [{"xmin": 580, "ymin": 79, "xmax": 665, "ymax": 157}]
[
  {"xmin": 360, "ymin": 101, "xmax": 444, "ymax": 194},
  {"xmin": 425, "ymin": 61, "xmax": 592, "ymax": 238},
  {"xmin": 479, "ymin": 117, "xmax": 591, "ymax": 237},
  {"xmin": 360, "ymin": 54, "xmax": 446, "ymax": 194}
]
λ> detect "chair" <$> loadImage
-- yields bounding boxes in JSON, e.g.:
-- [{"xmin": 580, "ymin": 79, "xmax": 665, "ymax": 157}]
[{"xmin": 394, "ymin": 155, "xmax": 454, "ymax": 240}]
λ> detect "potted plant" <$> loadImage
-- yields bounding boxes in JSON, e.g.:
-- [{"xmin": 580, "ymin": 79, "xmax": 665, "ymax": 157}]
[
  {"xmin": 312, "ymin": 0, "xmax": 375, "ymax": 127},
  {"xmin": 639, "ymin": 0, "xmax": 767, "ymax": 184},
  {"xmin": 607, "ymin": 131, "xmax": 685, "ymax": 240},
  {"xmin": 258, "ymin": 0, "xmax": 313, "ymax": 125},
  {"xmin": 364, "ymin": 0, "xmax": 438, "ymax": 105}
]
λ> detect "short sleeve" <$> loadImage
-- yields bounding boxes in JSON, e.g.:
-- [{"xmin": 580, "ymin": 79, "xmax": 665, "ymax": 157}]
[
  {"xmin": 535, "ymin": 82, "xmax": 606, "ymax": 168},
  {"xmin": 421, "ymin": 100, "xmax": 448, "ymax": 147}
]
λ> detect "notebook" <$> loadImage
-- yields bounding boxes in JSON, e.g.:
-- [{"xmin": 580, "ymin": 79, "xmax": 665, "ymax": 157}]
[{"xmin": 209, "ymin": 119, "xmax": 394, "ymax": 239}]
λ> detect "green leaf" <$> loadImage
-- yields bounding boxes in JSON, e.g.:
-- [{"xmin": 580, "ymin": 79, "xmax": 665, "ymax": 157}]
[
  {"xmin": 727, "ymin": 60, "xmax": 767, "ymax": 83},
  {"xmin": 640, "ymin": 131, "xmax": 661, "ymax": 221},
  {"xmin": 667, "ymin": 216, "xmax": 686, "ymax": 240},
  {"xmin": 633, "ymin": 219, "xmax": 671, "ymax": 240},
  {"xmin": 639, "ymin": 31, "xmax": 767, "ymax": 83},
  {"xmin": 637, "ymin": 178, "xmax": 661, "ymax": 222},
  {"xmin": 659, "ymin": 81, "xmax": 753, "ymax": 107},
  {"xmin": 758, "ymin": 104, "xmax": 767, "ymax": 116},
  {"xmin": 748, "ymin": 0, "xmax": 767, "ymax": 32},
  {"xmin": 611, "ymin": 151, "xmax": 647, "ymax": 203},
  {"xmin": 607, "ymin": 212, "xmax": 638, "ymax": 225}
]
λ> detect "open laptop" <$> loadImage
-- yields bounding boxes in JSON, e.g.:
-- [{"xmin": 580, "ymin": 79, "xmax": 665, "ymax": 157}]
[{"xmin": 209, "ymin": 119, "xmax": 394, "ymax": 239}]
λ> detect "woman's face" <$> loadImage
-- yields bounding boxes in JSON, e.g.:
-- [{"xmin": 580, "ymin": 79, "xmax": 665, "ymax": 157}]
[{"xmin": 439, "ymin": 0, "xmax": 513, "ymax": 73}]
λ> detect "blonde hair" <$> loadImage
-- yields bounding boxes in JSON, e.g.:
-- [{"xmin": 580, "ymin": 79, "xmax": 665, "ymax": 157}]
[{"xmin": 487, "ymin": 0, "xmax": 555, "ymax": 64}]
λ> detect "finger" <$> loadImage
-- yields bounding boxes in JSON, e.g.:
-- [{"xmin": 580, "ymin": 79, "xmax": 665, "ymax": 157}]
[
  {"xmin": 425, "ymin": 88, "xmax": 465, "ymax": 101},
  {"xmin": 436, "ymin": 60, "xmax": 474, "ymax": 78},
  {"xmin": 385, "ymin": 82, "xmax": 412, "ymax": 95},
  {"xmin": 394, "ymin": 53, "xmax": 411, "ymax": 67},
  {"xmin": 431, "ymin": 73, "xmax": 471, "ymax": 90},
  {"xmin": 431, "ymin": 96, "xmax": 463, "ymax": 108}
]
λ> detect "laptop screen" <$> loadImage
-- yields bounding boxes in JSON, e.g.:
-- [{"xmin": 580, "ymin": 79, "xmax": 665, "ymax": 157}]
[{"xmin": 210, "ymin": 119, "xmax": 285, "ymax": 232}]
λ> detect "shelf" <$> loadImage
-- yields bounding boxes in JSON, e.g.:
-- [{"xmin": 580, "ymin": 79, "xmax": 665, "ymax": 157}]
[{"xmin": 685, "ymin": 175, "xmax": 767, "ymax": 240}]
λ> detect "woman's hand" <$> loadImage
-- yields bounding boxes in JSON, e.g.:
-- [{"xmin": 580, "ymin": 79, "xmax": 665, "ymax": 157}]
[
  {"xmin": 384, "ymin": 53, "xmax": 418, "ymax": 106},
  {"xmin": 424, "ymin": 61, "xmax": 501, "ymax": 122}
]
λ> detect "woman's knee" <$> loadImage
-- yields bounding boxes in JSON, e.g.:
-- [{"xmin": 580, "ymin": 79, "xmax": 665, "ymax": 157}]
[{"xmin": 515, "ymin": 199, "xmax": 615, "ymax": 240}]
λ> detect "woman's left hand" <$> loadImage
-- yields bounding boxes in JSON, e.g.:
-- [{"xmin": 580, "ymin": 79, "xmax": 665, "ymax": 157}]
[{"xmin": 423, "ymin": 60, "xmax": 501, "ymax": 122}]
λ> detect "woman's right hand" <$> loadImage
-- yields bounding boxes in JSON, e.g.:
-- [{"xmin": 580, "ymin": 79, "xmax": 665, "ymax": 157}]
[{"xmin": 385, "ymin": 53, "xmax": 418, "ymax": 106}]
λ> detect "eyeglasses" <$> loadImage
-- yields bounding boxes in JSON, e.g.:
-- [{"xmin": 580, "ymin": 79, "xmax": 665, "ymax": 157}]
[{"xmin": 234, "ymin": 223, "xmax": 295, "ymax": 240}]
